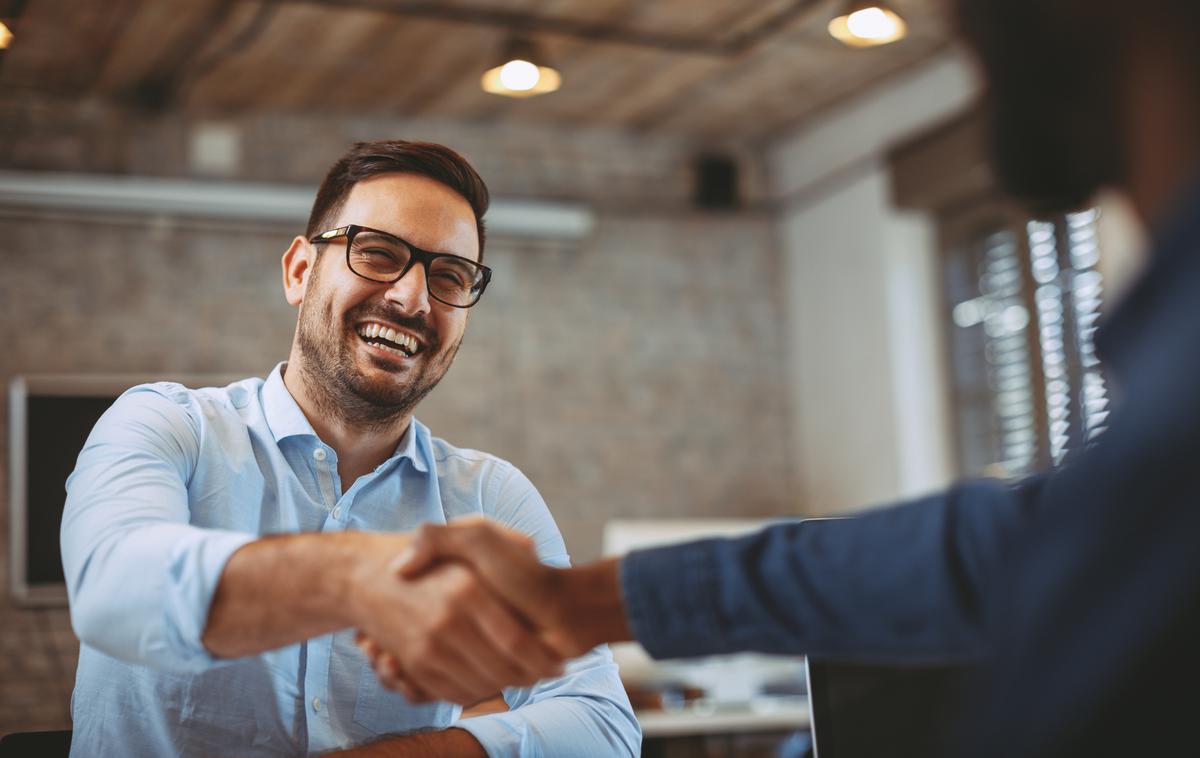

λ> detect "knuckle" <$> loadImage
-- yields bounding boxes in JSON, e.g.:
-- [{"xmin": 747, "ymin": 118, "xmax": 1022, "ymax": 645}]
[
  {"xmin": 410, "ymin": 639, "xmax": 437, "ymax": 664},
  {"xmin": 497, "ymin": 625, "xmax": 525, "ymax": 650},
  {"xmin": 429, "ymin": 610, "xmax": 458, "ymax": 636},
  {"xmin": 445, "ymin": 572, "xmax": 478, "ymax": 602},
  {"xmin": 414, "ymin": 523, "xmax": 437, "ymax": 544}
]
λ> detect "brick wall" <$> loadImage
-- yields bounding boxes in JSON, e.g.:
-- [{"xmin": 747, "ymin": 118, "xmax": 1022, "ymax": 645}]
[{"xmin": 0, "ymin": 94, "xmax": 794, "ymax": 734}]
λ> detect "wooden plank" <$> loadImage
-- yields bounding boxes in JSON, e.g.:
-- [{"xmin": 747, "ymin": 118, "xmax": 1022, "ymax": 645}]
[
  {"xmin": 0, "ymin": 0, "xmax": 141, "ymax": 95},
  {"xmin": 264, "ymin": 8, "xmax": 395, "ymax": 110},
  {"xmin": 92, "ymin": 0, "xmax": 229, "ymax": 98},
  {"xmin": 185, "ymin": 3, "xmax": 328, "ymax": 111}
]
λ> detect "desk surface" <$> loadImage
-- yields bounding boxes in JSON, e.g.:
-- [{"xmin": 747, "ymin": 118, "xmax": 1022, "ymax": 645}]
[{"xmin": 636, "ymin": 697, "xmax": 810, "ymax": 738}]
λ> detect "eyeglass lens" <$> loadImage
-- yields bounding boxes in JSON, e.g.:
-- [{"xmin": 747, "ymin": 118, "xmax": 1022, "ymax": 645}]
[{"xmin": 348, "ymin": 230, "xmax": 484, "ymax": 306}]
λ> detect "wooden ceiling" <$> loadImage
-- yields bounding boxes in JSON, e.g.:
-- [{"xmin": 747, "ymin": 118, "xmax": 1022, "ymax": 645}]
[{"xmin": 0, "ymin": 0, "xmax": 954, "ymax": 142}]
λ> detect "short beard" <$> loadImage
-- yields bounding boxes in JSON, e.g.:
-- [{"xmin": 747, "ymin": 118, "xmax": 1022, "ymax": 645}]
[{"xmin": 294, "ymin": 262, "xmax": 462, "ymax": 433}]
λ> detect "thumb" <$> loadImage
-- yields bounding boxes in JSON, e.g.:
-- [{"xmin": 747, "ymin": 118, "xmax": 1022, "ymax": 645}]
[{"xmin": 391, "ymin": 524, "xmax": 443, "ymax": 578}]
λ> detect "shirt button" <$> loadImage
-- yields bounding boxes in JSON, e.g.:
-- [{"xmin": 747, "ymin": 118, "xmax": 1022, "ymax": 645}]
[
  {"xmin": 312, "ymin": 697, "xmax": 321, "ymax": 712},
  {"xmin": 332, "ymin": 506, "xmax": 342, "ymax": 520},
  {"xmin": 312, "ymin": 448, "xmax": 327, "ymax": 461}
]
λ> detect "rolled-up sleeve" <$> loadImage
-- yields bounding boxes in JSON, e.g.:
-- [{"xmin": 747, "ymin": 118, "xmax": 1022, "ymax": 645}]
[
  {"xmin": 456, "ymin": 648, "xmax": 641, "ymax": 758},
  {"xmin": 61, "ymin": 386, "xmax": 255, "ymax": 671},
  {"xmin": 456, "ymin": 463, "xmax": 641, "ymax": 757}
]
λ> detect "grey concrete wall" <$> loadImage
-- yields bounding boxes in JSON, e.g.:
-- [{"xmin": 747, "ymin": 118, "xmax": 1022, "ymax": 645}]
[{"xmin": 0, "ymin": 96, "xmax": 796, "ymax": 733}]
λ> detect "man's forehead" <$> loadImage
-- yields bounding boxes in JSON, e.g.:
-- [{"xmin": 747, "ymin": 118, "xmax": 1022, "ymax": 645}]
[{"xmin": 337, "ymin": 174, "xmax": 479, "ymax": 257}]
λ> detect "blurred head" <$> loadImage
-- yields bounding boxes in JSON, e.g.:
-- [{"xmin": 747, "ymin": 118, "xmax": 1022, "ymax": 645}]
[
  {"xmin": 953, "ymin": 0, "xmax": 1126, "ymax": 214},
  {"xmin": 954, "ymin": 0, "xmax": 1200, "ymax": 215},
  {"xmin": 283, "ymin": 141, "xmax": 489, "ymax": 429}
]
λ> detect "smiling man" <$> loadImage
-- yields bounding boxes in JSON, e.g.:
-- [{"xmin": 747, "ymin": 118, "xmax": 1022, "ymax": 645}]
[{"xmin": 60, "ymin": 141, "xmax": 639, "ymax": 757}]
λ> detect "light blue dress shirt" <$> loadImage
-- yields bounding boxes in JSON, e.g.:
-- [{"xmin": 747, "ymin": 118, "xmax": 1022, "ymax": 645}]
[{"xmin": 61, "ymin": 363, "xmax": 640, "ymax": 757}]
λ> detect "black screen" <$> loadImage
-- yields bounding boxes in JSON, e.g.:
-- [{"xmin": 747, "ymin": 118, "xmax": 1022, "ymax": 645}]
[
  {"xmin": 23, "ymin": 395, "xmax": 116, "ymax": 588},
  {"xmin": 808, "ymin": 661, "xmax": 973, "ymax": 758}
]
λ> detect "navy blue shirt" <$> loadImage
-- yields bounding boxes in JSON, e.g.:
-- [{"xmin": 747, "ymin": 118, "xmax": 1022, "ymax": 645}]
[{"xmin": 620, "ymin": 178, "xmax": 1200, "ymax": 756}]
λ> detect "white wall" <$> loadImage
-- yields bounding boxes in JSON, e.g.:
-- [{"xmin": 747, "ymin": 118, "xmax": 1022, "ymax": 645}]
[{"xmin": 769, "ymin": 51, "xmax": 981, "ymax": 514}]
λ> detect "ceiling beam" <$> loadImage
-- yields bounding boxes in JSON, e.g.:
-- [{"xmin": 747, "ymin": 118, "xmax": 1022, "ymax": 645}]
[{"xmin": 269, "ymin": 0, "xmax": 825, "ymax": 56}]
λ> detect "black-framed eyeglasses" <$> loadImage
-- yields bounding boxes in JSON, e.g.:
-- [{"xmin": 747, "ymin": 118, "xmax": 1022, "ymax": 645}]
[{"xmin": 309, "ymin": 224, "xmax": 492, "ymax": 308}]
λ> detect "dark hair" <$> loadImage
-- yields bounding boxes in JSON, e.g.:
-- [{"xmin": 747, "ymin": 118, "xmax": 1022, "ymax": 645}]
[{"xmin": 306, "ymin": 140, "xmax": 490, "ymax": 259}]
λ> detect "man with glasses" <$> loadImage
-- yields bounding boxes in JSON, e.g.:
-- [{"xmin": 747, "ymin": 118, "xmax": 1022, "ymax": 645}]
[{"xmin": 60, "ymin": 141, "xmax": 640, "ymax": 757}]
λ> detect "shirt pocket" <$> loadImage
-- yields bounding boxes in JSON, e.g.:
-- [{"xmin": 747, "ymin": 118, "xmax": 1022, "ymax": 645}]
[{"xmin": 352, "ymin": 662, "xmax": 460, "ymax": 736}]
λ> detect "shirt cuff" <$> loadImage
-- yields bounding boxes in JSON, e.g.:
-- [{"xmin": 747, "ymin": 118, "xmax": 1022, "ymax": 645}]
[
  {"xmin": 454, "ymin": 712, "xmax": 528, "ymax": 758},
  {"xmin": 619, "ymin": 538, "xmax": 733, "ymax": 660},
  {"xmin": 161, "ymin": 529, "xmax": 258, "ymax": 667}
]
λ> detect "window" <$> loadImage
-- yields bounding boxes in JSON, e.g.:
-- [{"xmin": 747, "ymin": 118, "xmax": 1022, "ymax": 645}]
[{"xmin": 942, "ymin": 208, "xmax": 1109, "ymax": 478}]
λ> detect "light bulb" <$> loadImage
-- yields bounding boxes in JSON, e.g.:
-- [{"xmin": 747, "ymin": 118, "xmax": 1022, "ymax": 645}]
[
  {"xmin": 0, "ymin": 21, "xmax": 12, "ymax": 50},
  {"xmin": 498, "ymin": 60, "xmax": 540, "ymax": 91},
  {"xmin": 846, "ymin": 7, "xmax": 897, "ymax": 39}
]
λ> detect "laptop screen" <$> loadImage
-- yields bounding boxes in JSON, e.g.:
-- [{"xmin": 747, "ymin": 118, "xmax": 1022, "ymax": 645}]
[{"xmin": 806, "ymin": 659, "xmax": 973, "ymax": 758}]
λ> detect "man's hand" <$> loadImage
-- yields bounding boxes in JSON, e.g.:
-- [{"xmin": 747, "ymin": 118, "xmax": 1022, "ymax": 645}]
[
  {"xmin": 362, "ymin": 519, "xmax": 632, "ymax": 670},
  {"xmin": 395, "ymin": 520, "xmax": 590, "ymax": 655},
  {"xmin": 347, "ymin": 534, "xmax": 565, "ymax": 705}
]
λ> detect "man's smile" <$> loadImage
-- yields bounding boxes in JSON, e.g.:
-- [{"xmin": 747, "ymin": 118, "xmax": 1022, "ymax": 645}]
[{"xmin": 356, "ymin": 321, "xmax": 424, "ymax": 358}]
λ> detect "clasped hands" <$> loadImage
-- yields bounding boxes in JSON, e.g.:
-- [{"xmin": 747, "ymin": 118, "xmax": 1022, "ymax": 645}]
[{"xmin": 349, "ymin": 518, "xmax": 604, "ymax": 706}]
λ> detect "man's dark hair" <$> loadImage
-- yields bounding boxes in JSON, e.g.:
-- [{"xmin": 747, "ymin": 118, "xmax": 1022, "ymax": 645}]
[{"xmin": 306, "ymin": 140, "xmax": 490, "ymax": 259}]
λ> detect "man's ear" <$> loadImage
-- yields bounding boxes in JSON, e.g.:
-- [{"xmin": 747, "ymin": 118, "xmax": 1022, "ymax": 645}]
[{"xmin": 282, "ymin": 236, "xmax": 313, "ymax": 306}]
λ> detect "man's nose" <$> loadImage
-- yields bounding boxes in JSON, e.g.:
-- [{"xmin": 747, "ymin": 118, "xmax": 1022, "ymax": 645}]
[{"xmin": 384, "ymin": 262, "xmax": 431, "ymax": 316}]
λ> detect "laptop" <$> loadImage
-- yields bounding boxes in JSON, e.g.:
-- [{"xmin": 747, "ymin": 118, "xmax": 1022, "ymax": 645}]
[{"xmin": 805, "ymin": 658, "xmax": 973, "ymax": 758}]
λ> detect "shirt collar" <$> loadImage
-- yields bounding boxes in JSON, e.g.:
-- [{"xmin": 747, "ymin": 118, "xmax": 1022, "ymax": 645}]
[
  {"xmin": 262, "ymin": 363, "xmax": 317, "ymax": 443},
  {"xmin": 261, "ymin": 362, "xmax": 432, "ymax": 473},
  {"xmin": 393, "ymin": 417, "xmax": 432, "ymax": 473}
]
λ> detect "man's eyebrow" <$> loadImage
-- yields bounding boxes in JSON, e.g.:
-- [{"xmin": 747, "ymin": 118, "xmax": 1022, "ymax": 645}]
[{"xmin": 360, "ymin": 226, "xmax": 480, "ymax": 261}]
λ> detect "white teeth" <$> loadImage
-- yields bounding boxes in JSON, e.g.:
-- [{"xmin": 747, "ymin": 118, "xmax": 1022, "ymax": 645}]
[{"xmin": 359, "ymin": 323, "xmax": 419, "ymax": 355}]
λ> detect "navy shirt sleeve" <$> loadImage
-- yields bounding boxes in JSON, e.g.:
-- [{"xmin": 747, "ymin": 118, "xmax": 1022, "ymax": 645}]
[{"xmin": 620, "ymin": 475, "xmax": 1050, "ymax": 663}]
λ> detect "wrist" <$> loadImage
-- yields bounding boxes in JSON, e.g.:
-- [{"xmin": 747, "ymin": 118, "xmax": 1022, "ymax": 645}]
[
  {"xmin": 342, "ymin": 531, "xmax": 413, "ymax": 629},
  {"xmin": 558, "ymin": 558, "xmax": 632, "ymax": 652}
]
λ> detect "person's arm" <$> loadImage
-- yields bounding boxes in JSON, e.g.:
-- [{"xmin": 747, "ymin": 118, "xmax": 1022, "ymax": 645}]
[
  {"xmin": 619, "ymin": 478, "xmax": 1041, "ymax": 662},
  {"xmin": 204, "ymin": 529, "xmax": 561, "ymax": 705},
  {"xmin": 398, "ymin": 475, "xmax": 1050, "ymax": 664},
  {"xmin": 62, "ymin": 386, "xmax": 253, "ymax": 671},
  {"xmin": 61, "ymin": 386, "xmax": 562, "ymax": 703}
]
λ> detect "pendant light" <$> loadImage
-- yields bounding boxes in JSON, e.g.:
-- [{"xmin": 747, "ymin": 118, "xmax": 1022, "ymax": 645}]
[
  {"xmin": 481, "ymin": 37, "xmax": 561, "ymax": 98},
  {"xmin": 828, "ymin": 1, "xmax": 908, "ymax": 48}
]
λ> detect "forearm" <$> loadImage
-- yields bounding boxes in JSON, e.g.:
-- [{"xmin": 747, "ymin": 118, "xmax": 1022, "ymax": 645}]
[
  {"xmin": 203, "ymin": 530, "xmax": 409, "ymax": 658},
  {"xmin": 320, "ymin": 728, "xmax": 485, "ymax": 757},
  {"xmin": 620, "ymin": 478, "xmax": 1044, "ymax": 661}
]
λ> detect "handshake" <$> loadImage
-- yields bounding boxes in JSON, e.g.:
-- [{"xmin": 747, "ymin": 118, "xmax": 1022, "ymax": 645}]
[{"xmin": 349, "ymin": 518, "xmax": 631, "ymax": 706}]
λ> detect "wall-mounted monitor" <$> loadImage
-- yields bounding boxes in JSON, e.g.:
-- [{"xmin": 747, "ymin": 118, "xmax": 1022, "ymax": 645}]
[{"xmin": 7, "ymin": 374, "xmax": 246, "ymax": 606}]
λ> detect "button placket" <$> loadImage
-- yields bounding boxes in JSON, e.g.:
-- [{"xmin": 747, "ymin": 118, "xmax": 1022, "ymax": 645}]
[{"xmin": 310, "ymin": 446, "xmax": 338, "ymax": 509}]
